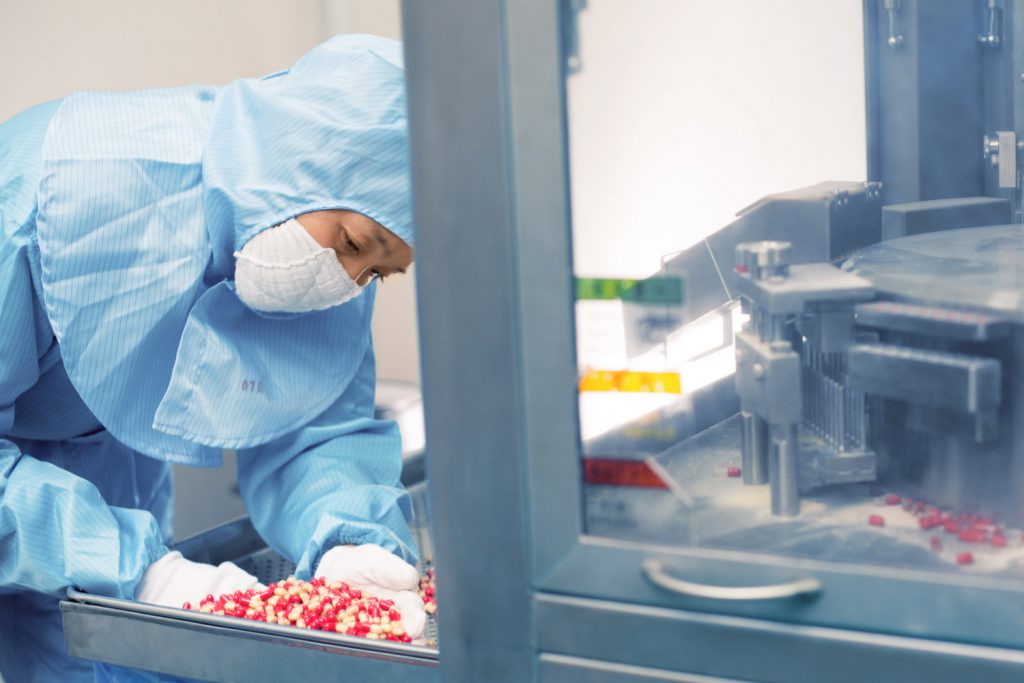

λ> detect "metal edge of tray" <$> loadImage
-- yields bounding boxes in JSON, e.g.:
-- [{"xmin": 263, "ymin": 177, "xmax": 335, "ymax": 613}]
[
  {"xmin": 63, "ymin": 588, "xmax": 438, "ymax": 660},
  {"xmin": 62, "ymin": 482, "xmax": 439, "ymax": 680},
  {"xmin": 61, "ymin": 600, "xmax": 438, "ymax": 683}
]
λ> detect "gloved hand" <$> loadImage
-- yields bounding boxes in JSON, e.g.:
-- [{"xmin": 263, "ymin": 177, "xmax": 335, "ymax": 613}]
[
  {"xmin": 315, "ymin": 544, "xmax": 427, "ymax": 643},
  {"xmin": 135, "ymin": 551, "xmax": 260, "ymax": 608}
]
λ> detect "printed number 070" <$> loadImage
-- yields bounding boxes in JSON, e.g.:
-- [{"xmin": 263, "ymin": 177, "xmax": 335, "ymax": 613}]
[{"xmin": 241, "ymin": 379, "xmax": 264, "ymax": 393}]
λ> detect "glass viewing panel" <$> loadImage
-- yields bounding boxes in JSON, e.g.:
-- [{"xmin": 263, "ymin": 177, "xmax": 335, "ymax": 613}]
[{"xmin": 568, "ymin": 2, "xmax": 1024, "ymax": 580}]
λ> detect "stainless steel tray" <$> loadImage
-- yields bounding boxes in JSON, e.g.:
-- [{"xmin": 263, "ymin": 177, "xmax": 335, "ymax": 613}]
[{"xmin": 61, "ymin": 484, "xmax": 439, "ymax": 682}]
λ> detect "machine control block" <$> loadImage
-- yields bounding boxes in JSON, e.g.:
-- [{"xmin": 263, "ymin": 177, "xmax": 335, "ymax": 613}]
[
  {"xmin": 855, "ymin": 301, "xmax": 1010, "ymax": 341},
  {"xmin": 847, "ymin": 344, "xmax": 1001, "ymax": 414},
  {"xmin": 735, "ymin": 330, "xmax": 801, "ymax": 424}
]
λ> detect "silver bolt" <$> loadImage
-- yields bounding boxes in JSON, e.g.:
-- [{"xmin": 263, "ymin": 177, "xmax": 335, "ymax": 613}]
[
  {"xmin": 753, "ymin": 363, "xmax": 766, "ymax": 380},
  {"xmin": 735, "ymin": 241, "xmax": 793, "ymax": 281}
]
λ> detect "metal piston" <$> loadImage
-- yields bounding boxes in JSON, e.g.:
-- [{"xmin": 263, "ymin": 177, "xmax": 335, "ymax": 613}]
[
  {"xmin": 770, "ymin": 423, "xmax": 801, "ymax": 516},
  {"xmin": 741, "ymin": 411, "xmax": 769, "ymax": 485}
]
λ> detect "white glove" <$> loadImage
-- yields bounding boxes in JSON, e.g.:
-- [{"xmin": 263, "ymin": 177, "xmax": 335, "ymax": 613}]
[
  {"xmin": 136, "ymin": 551, "xmax": 260, "ymax": 608},
  {"xmin": 315, "ymin": 544, "xmax": 427, "ymax": 643}
]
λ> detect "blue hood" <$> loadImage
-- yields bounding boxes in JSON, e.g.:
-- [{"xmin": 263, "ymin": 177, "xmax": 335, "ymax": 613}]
[
  {"xmin": 33, "ymin": 36, "xmax": 411, "ymax": 463},
  {"xmin": 204, "ymin": 35, "xmax": 414, "ymax": 279}
]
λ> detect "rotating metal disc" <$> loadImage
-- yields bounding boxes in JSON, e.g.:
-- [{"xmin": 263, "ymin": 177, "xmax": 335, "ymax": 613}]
[{"xmin": 842, "ymin": 225, "xmax": 1024, "ymax": 322}]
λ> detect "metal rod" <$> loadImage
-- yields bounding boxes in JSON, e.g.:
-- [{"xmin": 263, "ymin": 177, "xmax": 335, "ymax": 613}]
[
  {"xmin": 741, "ymin": 412, "xmax": 769, "ymax": 485},
  {"xmin": 755, "ymin": 309, "xmax": 770, "ymax": 342},
  {"xmin": 814, "ymin": 372, "xmax": 822, "ymax": 436},
  {"xmin": 770, "ymin": 423, "xmax": 800, "ymax": 516},
  {"xmin": 828, "ymin": 380, "xmax": 835, "ymax": 447},
  {"xmin": 859, "ymin": 391, "xmax": 867, "ymax": 446},
  {"xmin": 833, "ymin": 379, "xmax": 839, "ymax": 445},
  {"xmin": 801, "ymin": 366, "xmax": 809, "ymax": 426},
  {"xmin": 858, "ymin": 391, "xmax": 863, "ymax": 447},
  {"xmin": 830, "ymin": 380, "xmax": 839, "ymax": 449},
  {"xmin": 854, "ymin": 390, "xmax": 861, "ymax": 447},
  {"xmin": 885, "ymin": 0, "xmax": 904, "ymax": 48},
  {"xmin": 825, "ymin": 380, "xmax": 833, "ymax": 447},
  {"xmin": 853, "ymin": 390, "xmax": 859, "ymax": 447},
  {"xmin": 810, "ymin": 371, "xmax": 817, "ymax": 434},
  {"xmin": 842, "ymin": 384, "xmax": 848, "ymax": 449},
  {"xmin": 817, "ymin": 375, "xmax": 824, "ymax": 441}
]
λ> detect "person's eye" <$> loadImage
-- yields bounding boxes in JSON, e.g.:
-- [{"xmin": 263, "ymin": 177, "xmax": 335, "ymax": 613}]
[{"xmin": 346, "ymin": 236, "xmax": 360, "ymax": 253}]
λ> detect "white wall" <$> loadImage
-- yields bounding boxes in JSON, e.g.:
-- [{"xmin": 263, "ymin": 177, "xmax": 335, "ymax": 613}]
[
  {"xmin": 568, "ymin": 0, "xmax": 867, "ymax": 279},
  {"xmin": 0, "ymin": 0, "xmax": 322, "ymax": 121},
  {"xmin": 568, "ymin": 2, "xmax": 868, "ymax": 440},
  {"xmin": 323, "ymin": 0, "xmax": 403, "ymax": 40}
]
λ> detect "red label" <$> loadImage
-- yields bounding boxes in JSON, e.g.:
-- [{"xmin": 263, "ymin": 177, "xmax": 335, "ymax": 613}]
[{"xmin": 583, "ymin": 458, "xmax": 669, "ymax": 489}]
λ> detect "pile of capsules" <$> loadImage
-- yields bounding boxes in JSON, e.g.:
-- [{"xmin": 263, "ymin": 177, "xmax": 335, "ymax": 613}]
[
  {"xmin": 868, "ymin": 493, "xmax": 1022, "ymax": 566},
  {"xmin": 183, "ymin": 576, "xmax": 413, "ymax": 642},
  {"xmin": 419, "ymin": 567, "xmax": 437, "ymax": 615}
]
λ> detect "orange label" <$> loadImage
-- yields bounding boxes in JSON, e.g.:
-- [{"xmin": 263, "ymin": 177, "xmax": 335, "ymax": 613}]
[{"xmin": 578, "ymin": 370, "xmax": 681, "ymax": 394}]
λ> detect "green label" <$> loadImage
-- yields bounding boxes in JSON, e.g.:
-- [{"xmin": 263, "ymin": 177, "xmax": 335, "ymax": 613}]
[{"xmin": 575, "ymin": 277, "xmax": 684, "ymax": 305}]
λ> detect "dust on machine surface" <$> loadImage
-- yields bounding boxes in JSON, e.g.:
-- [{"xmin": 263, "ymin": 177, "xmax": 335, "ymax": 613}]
[{"xmin": 579, "ymin": 196, "xmax": 1024, "ymax": 579}]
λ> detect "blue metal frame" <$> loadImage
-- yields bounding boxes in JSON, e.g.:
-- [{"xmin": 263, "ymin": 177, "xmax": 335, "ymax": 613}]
[
  {"xmin": 402, "ymin": 1, "xmax": 545, "ymax": 680},
  {"xmin": 404, "ymin": 0, "xmax": 1024, "ymax": 680}
]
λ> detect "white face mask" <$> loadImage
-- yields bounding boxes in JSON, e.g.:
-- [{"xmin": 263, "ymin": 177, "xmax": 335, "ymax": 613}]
[{"xmin": 234, "ymin": 218, "xmax": 364, "ymax": 313}]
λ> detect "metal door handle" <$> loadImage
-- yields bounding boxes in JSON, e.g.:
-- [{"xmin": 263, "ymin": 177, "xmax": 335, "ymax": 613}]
[{"xmin": 642, "ymin": 559, "xmax": 823, "ymax": 601}]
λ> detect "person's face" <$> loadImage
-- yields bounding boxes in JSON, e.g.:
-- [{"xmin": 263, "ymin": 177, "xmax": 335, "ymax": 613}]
[{"xmin": 296, "ymin": 209, "xmax": 414, "ymax": 286}]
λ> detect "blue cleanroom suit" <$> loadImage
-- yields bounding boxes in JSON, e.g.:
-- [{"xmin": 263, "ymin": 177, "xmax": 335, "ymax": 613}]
[{"xmin": 0, "ymin": 35, "xmax": 417, "ymax": 681}]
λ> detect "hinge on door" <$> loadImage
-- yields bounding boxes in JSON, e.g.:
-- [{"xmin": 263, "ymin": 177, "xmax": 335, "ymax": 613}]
[
  {"xmin": 561, "ymin": 0, "xmax": 587, "ymax": 74},
  {"xmin": 883, "ymin": 0, "xmax": 904, "ymax": 49},
  {"xmin": 978, "ymin": 0, "xmax": 1003, "ymax": 48}
]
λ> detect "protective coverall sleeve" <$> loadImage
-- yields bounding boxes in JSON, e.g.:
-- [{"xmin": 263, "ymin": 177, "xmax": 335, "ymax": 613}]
[
  {"xmin": 0, "ymin": 249, "xmax": 169, "ymax": 599},
  {"xmin": 236, "ymin": 344, "xmax": 417, "ymax": 578}
]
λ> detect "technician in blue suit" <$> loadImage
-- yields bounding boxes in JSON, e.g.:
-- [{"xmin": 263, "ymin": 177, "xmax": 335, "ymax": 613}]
[{"xmin": 0, "ymin": 35, "xmax": 425, "ymax": 681}]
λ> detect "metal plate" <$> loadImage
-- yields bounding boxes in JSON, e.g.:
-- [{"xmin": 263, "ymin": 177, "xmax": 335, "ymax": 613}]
[
  {"xmin": 61, "ymin": 484, "xmax": 438, "ymax": 681},
  {"xmin": 854, "ymin": 300, "xmax": 1011, "ymax": 341},
  {"xmin": 843, "ymin": 225, "xmax": 1024, "ymax": 322},
  {"xmin": 535, "ymin": 594, "xmax": 1024, "ymax": 683}
]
